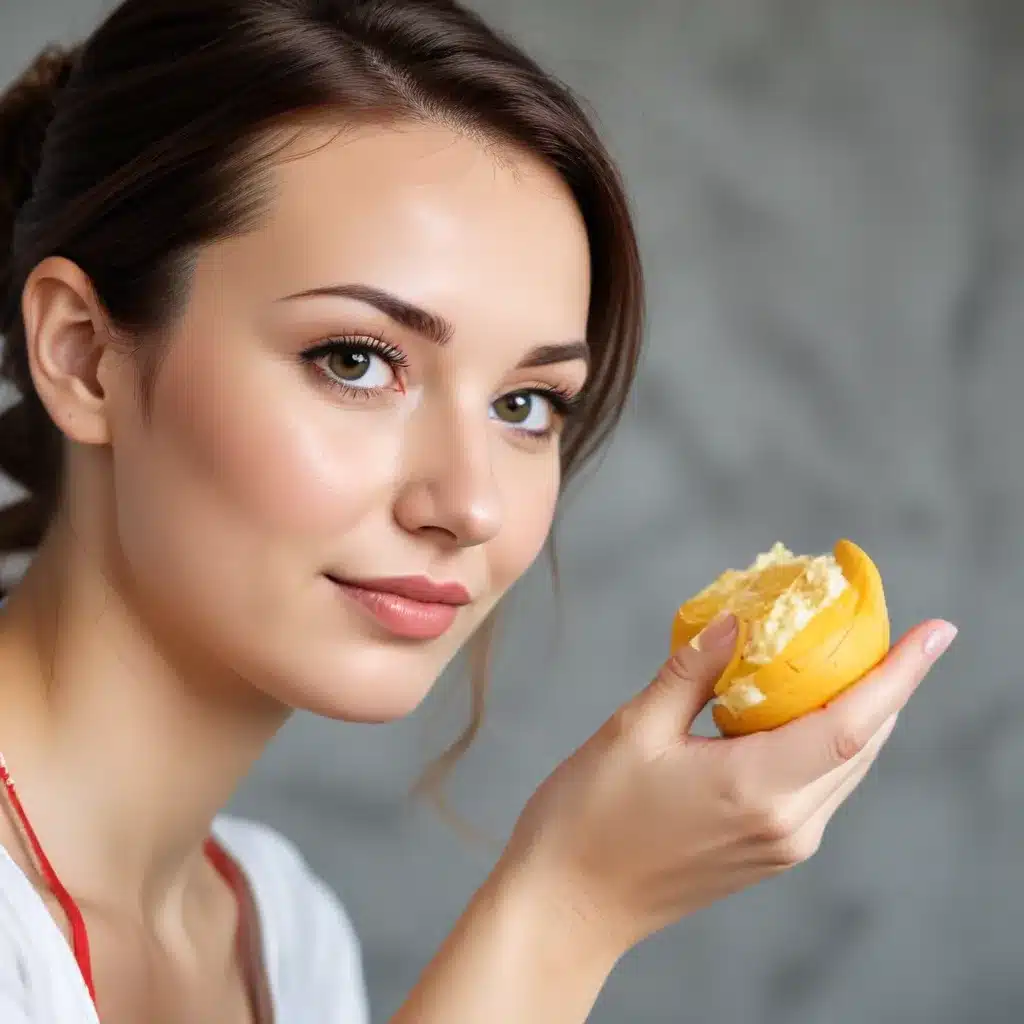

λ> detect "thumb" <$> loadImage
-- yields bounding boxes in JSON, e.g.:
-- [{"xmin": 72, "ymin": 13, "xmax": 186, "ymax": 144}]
[{"xmin": 638, "ymin": 613, "xmax": 742, "ymax": 746}]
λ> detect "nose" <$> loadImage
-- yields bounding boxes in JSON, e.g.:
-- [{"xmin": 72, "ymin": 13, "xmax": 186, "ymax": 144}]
[{"xmin": 392, "ymin": 408, "xmax": 502, "ymax": 548}]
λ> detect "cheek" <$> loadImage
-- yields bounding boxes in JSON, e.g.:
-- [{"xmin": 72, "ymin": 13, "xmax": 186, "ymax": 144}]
[
  {"xmin": 129, "ymin": 346, "xmax": 403, "ymax": 548},
  {"xmin": 487, "ymin": 448, "xmax": 561, "ymax": 591}
]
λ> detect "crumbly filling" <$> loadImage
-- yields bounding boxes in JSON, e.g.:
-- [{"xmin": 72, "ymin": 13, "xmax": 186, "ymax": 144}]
[
  {"xmin": 715, "ymin": 677, "xmax": 767, "ymax": 715},
  {"xmin": 709, "ymin": 542, "xmax": 850, "ymax": 715},
  {"xmin": 740, "ymin": 542, "xmax": 848, "ymax": 664}
]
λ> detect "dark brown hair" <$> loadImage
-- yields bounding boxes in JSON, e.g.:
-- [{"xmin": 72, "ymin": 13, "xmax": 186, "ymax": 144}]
[{"xmin": 0, "ymin": 0, "xmax": 644, "ymax": 795}]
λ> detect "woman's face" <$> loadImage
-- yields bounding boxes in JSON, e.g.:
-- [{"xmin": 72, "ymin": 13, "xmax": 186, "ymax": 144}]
[{"xmin": 102, "ymin": 122, "xmax": 591, "ymax": 721}]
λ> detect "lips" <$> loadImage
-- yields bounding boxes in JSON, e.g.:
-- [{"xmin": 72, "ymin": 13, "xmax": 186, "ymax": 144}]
[
  {"xmin": 326, "ymin": 574, "xmax": 471, "ymax": 641},
  {"xmin": 338, "ymin": 576, "xmax": 471, "ymax": 606}
]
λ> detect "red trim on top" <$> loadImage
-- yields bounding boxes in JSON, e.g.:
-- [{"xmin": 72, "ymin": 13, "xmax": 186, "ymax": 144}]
[
  {"xmin": 204, "ymin": 835, "xmax": 249, "ymax": 963},
  {"xmin": 0, "ymin": 755, "xmax": 96, "ymax": 1002},
  {"xmin": 0, "ymin": 754, "xmax": 242, "ymax": 1010}
]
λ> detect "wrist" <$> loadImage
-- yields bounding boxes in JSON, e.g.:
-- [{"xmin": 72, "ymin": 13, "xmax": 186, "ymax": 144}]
[
  {"xmin": 391, "ymin": 848, "xmax": 624, "ymax": 1023},
  {"xmin": 483, "ymin": 849, "xmax": 628, "ymax": 979}
]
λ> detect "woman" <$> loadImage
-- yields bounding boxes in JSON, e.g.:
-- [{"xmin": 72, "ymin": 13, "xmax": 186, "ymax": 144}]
[{"xmin": 0, "ymin": 1, "xmax": 956, "ymax": 1021}]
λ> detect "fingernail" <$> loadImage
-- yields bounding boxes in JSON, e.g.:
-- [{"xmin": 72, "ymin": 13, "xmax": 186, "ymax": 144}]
[
  {"xmin": 923, "ymin": 622, "xmax": 958, "ymax": 659},
  {"xmin": 691, "ymin": 613, "xmax": 738, "ymax": 651}
]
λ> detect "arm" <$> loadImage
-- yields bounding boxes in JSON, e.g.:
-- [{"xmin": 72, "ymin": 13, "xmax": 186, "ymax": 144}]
[
  {"xmin": 391, "ymin": 860, "xmax": 622, "ymax": 1024},
  {"xmin": 391, "ymin": 619, "xmax": 952, "ymax": 1022}
]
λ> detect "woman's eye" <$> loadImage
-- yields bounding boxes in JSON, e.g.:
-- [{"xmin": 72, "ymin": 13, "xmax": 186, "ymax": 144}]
[
  {"xmin": 490, "ymin": 391, "xmax": 552, "ymax": 435},
  {"xmin": 319, "ymin": 347, "xmax": 396, "ymax": 390}
]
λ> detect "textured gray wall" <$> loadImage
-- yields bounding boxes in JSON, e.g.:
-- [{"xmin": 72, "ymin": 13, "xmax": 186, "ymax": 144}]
[{"xmin": 3, "ymin": 1, "xmax": 1022, "ymax": 1021}]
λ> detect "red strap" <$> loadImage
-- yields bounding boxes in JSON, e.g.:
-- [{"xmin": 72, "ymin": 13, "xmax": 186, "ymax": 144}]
[
  {"xmin": 0, "ymin": 754, "xmax": 241, "ymax": 1010},
  {"xmin": 203, "ymin": 835, "xmax": 249, "ymax": 962},
  {"xmin": 0, "ymin": 755, "xmax": 96, "ymax": 1002}
]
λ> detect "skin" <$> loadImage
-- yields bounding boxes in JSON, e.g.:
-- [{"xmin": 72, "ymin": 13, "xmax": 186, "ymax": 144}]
[
  {"xmin": 0, "ymin": 117, "xmax": 958, "ymax": 1024},
  {"xmin": 0, "ymin": 121, "xmax": 590, "ymax": 1022}
]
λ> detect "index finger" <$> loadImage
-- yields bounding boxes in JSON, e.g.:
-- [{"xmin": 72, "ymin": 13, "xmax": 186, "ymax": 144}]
[{"xmin": 746, "ymin": 619, "xmax": 957, "ymax": 789}]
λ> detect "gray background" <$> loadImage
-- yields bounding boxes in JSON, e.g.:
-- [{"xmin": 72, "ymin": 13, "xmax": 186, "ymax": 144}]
[{"xmin": 3, "ymin": 1, "xmax": 1022, "ymax": 1021}]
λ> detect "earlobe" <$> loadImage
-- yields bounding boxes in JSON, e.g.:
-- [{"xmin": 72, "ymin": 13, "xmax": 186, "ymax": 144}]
[{"xmin": 21, "ymin": 255, "xmax": 113, "ymax": 447}]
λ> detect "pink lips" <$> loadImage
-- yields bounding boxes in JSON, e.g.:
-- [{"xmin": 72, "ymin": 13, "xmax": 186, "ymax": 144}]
[{"xmin": 327, "ymin": 575, "xmax": 471, "ymax": 641}]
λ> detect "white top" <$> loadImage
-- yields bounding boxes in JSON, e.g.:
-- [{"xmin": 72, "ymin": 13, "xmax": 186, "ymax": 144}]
[{"xmin": 0, "ymin": 815, "xmax": 370, "ymax": 1022}]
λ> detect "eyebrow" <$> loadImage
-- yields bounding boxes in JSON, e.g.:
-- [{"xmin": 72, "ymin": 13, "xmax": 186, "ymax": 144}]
[{"xmin": 278, "ymin": 283, "xmax": 590, "ymax": 370}]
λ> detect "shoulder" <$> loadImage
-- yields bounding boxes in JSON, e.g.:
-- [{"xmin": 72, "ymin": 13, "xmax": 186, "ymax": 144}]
[{"xmin": 212, "ymin": 815, "xmax": 369, "ymax": 1022}]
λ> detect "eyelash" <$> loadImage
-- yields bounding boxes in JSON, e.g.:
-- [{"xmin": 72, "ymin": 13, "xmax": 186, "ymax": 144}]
[
  {"xmin": 299, "ymin": 334, "xmax": 584, "ymax": 440},
  {"xmin": 300, "ymin": 334, "xmax": 410, "ymax": 394}
]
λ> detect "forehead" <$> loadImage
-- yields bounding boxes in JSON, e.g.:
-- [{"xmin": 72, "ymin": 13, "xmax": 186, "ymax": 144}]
[{"xmin": 212, "ymin": 120, "xmax": 591, "ymax": 343}]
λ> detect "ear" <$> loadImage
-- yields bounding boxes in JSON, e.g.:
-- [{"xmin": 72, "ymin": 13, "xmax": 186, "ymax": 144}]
[{"xmin": 20, "ymin": 255, "xmax": 118, "ymax": 447}]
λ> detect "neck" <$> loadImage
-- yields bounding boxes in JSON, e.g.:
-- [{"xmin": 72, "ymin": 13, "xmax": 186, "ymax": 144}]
[{"xmin": 0, "ymin": 526, "xmax": 290, "ymax": 913}]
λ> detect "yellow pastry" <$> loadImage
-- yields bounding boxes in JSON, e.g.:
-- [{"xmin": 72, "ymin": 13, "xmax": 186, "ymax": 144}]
[{"xmin": 671, "ymin": 539, "xmax": 891, "ymax": 736}]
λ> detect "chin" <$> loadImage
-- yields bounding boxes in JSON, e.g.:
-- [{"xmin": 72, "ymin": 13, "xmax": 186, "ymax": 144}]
[
  {"xmin": 296, "ymin": 682, "xmax": 433, "ymax": 724},
  {"xmin": 256, "ymin": 632, "xmax": 462, "ymax": 723}
]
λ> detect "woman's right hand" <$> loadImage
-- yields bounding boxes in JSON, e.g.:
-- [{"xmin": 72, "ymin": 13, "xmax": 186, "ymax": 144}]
[{"xmin": 500, "ymin": 613, "xmax": 957, "ymax": 957}]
